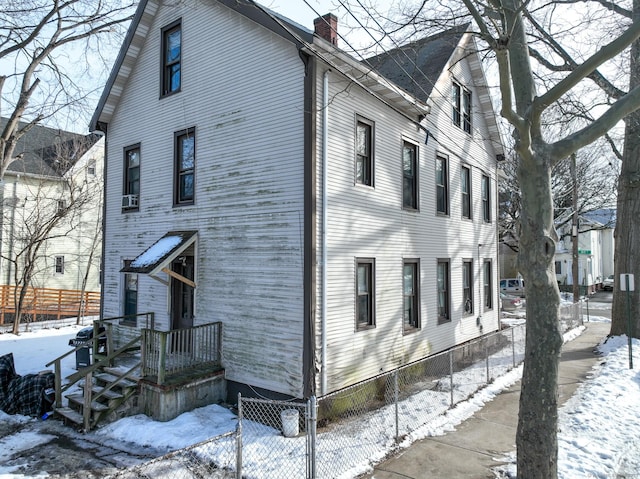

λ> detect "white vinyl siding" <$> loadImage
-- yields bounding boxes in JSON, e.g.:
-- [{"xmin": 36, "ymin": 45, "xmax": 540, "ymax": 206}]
[
  {"xmin": 102, "ymin": 3, "xmax": 306, "ymax": 397},
  {"xmin": 316, "ymin": 39, "xmax": 501, "ymax": 393}
]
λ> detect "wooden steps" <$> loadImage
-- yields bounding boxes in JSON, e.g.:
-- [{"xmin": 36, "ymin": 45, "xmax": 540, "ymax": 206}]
[{"xmin": 55, "ymin": 361, "xmax": 141, "ymax": 431}]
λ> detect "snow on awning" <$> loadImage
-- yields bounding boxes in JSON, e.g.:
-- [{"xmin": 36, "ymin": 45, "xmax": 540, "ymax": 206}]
[{"xmin": 120, "ymin": 231, "xmax": 197, "ymax": 286}]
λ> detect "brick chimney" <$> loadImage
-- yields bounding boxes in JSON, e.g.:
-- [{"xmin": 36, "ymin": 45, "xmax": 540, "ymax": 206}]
[{"xmin": 314, "ymin": 13, "xmax": 338, "ymax": 46}]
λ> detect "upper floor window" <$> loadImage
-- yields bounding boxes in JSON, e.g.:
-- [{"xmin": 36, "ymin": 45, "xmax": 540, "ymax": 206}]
[
  {"xmin": 123, "ymin": 144, "xmax": 140, "ymax": 211},
  {"xmin": 437, "ymin": 259, "xmax": 450, "ymax": 323},
  {"xmin": 175, "ymin": 128, "xmax": 195, "ymax": 206},
  {"xmin": 161, "ymin": 20, "xmax": 182, "ymax": 96},
  {"xmin": 461, "ymin": 165, "xmax": 471, "ymax": 219},
  {"xmin": 356, "ymin": 258, "xmax": 375, "ymax": 330},
  {"xmin": 453, "ymin": 82, "xmax": 472, "ymax": 133},
  {"xmin": 355, "ymin": 117, "xmax": 373, "ymax": 186},
  {"xmin": 54, "ymin": 256, "xmax": 65, "ymax": 274},
  {"xmin": 403, "ymin": 141, "xmax": 418, "ymax": 209},
  {"xmin": 403, "ymin": 260, "xmax": 420, "ymax": 331},
  {"xmin": 482, "ymin": 174, "xmax": 491, "ymax": 222},
  {"xmin": 87, "ymin": 159, "xmax": 96, "ymax": 176},
  {"xmin": 436, "ymin": 155, "xmax": 449, "ymax": 215},
  {"xmin": 463, "ymin": 260, "xmax": 473, "ymax": 315}
]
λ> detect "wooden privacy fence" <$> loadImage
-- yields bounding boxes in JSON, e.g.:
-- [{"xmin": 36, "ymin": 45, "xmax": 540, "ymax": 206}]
[{"xmin": 0, "ymin": 285, "xmax": 100, "ymax": 324}]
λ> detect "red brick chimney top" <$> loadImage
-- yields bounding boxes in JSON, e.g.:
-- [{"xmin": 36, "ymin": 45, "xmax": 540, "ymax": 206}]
[{"xmin": 314, "ymin": 13, "xmax": 338, "ymax": 46}]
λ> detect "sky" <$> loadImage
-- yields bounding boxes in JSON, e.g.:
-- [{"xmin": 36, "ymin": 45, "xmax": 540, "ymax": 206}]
[{"xmin": 2, "ymin": 300, "xmax": 640, "ymax": 478}]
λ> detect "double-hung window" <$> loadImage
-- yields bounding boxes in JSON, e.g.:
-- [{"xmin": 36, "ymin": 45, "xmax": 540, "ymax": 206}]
[
  {"xmin": 463, "ymin": 260, "xmax": 473, "ymax": 315},
  {"xmin": 355, "ymin": 117, "xmax": 373, "ymax": 186},
  {"xmin": 403, "ymin": 141, "xmax": 418, "ymax": 209},
  {"xmin": 437, "ymin": 259, "xmax": 450, "ymax": 323},
  {"xmin": 356, "ymin": 258, "xmax": 375, "ymax": 329},
  {"xmin": 175, "ymin": 128, "xmax": 195, "ymax": 205},
  {"xmin": 461, "ymin": 165, "xmax": 471, "ymax": 219},
  {"xmin": 453, "ymin": 81, "xmax": 472, "ymax": 133},
  {"xmin": 161, "ymin": 20, "xmax": 182, "ymax": 96},
  {"xmin": 123, "ymin": 144, "xmax": 140, "ymax": 210},
  {"xmin": 483, "ymin": 260, "xmax": 493, "ymax": 310},
  {"xmin": 403, "ymin": 260, "xmax": 420, "ymax": 331},
  {"xmin": 436, "ymin": 155, "xmax": 449, "ymax": 215},
  {"xmin": 482, "ymin": 174, "xmax": 491, "ymax": 222},
  {"xmin": 54, "ymin": 256, "xmax": 65, "ymax": 274}
]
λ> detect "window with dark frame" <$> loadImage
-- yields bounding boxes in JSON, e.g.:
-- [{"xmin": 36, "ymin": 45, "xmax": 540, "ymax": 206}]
[
  {"xmin": 461, "ymin": 165, "xmax": 471, "ymax": 219},
  {"xmin": 436, "ymin": 155, "xmax": 449, "ymax": 215},
  {"xmin": 161, "ymin": 20, "xmax": 182, "ymax": 96},
  {"xmin": 403, "ymin": 260, "xmax": 420, "ymax": 331},
  {"xmin": 57, "ymin": 200, "xmax": 66, "ymax": 215},
  {"xmin": 54, "ymin": 256, "xmax": 64, "ymax": 274},
  {"xmin": 403, "ymin": 141, "xmax": 418, "ymax": 209},
  {"xmin": 87, "ymin": 159, "xmax": 96, "ymax": 176},
  {"xmin": 463, "ymin": 260, "xmax": 473, "ymax": 315},
  {"xmin": 175, "ymin": 128, "xmax": 195, "ymax": 205},
  {"xmin": 123, "ymin": 144, "xmax": 140, "ymax": 210},
  {"xmin": 555, "ymin": 261, "xmax": 562, "ymax": 274},
  {"xmin": 437, "ymin": 259, "xmax": 450, "ymax": 323},
  {"xmin": 355, "ymin": 117, "xmax": 373, "ymax": 186},
  {"xmin": 123, "ymin": 260, "xmax": 138, "ymax": 326},
  {"xmin": 453, "ymin": 81, "xmax": 472, "ymax": 133},
  {"xmin": 484, "ymin": 260, "xmax": 493, "ymax": 310},
  {"xmin": 482, "ymin": 174, "xmax": 491, "ymax": 222},
  {"xmin": 356, "ymin": 258, "xmax": 375, "ymax": 329}
]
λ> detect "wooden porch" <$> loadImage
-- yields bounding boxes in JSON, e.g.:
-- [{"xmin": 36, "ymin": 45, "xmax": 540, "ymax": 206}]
[{"xmin": 46, "ymin": 313, "xmax": 224, "ymax": 431}]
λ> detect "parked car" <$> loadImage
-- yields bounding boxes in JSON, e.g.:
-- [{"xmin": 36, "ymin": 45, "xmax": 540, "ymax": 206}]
[
  {"xmin": 603, "ymin": 275, "xmax": 614, "ymax": 291},
  {"xmin": 500, "ymin": 292, "xmax": 523, "ymax": 311},
  {"xmin": 500, "ymin": 278, "xmax": 525, "ymax": 297}
]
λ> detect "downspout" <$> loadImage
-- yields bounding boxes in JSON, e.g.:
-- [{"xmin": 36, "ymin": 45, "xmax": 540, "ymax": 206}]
[{"xmin": 321, "ymin": 70, "xmax": 329, "ymax": 396}]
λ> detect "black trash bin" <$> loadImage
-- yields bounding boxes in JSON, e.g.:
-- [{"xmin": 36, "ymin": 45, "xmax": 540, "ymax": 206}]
[{"xmin": 68, "ymin": 326, "xmax": 106, "ymax": 369}]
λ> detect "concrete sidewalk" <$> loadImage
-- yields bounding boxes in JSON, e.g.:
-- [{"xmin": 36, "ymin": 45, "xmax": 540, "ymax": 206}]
[{"xmin": 365, "ymin": 320, "xmax": 610, "ymax": 479}]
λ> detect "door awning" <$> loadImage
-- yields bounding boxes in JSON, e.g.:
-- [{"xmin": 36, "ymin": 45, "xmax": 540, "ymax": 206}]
[{"xmin": 120, "ymin": 231, "xmax": 197, "ymax": 286}]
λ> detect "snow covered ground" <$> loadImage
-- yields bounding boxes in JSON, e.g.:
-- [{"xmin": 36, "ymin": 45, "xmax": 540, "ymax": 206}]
[{"xmin": 1, "ymin": 298, "xmax": 639, "ymax": 478}]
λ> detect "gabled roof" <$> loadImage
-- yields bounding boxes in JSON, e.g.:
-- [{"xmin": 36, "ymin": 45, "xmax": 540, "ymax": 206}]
[
  {"xmin": 365, "ymin": 25, "xmax": 469, "ymax": 103},
  {"xmin": 582, "ymin": 208, "xmax": 616, "ymax": 229},
  {"xmin": 90, "ymin": 0, "xmax": 313, "ymax": 132},
  {"xmin": 1, "ymin": 117, "xmax": 100, "ymax": 177}
]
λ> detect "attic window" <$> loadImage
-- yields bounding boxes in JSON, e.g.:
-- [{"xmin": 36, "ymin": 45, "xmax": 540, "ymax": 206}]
[
  {"xmin": 161, "ymin": 19, "xmax": 182, "ymax": 96},
  {"xmin": 452, "ymin": 82, "xmax": 471, "ymax": 134}
]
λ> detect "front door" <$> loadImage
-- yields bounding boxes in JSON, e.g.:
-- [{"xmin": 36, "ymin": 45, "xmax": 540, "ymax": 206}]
[{"xmin": 171, "ymin": 255, "xmax": 194, "ymax": 331}]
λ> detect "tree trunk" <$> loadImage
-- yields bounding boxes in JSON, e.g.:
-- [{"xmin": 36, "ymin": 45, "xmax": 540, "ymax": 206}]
[
  {"xmin": 516, "ymin": 151, "xmax": 563, "ymax": 478},
  {"xmin": 611, "ymin": 0, "xmax": 640, "ymax": 338}
]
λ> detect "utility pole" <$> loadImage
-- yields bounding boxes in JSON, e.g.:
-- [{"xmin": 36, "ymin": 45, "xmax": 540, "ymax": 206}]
[{"xmin": 571, "ymin": 153, "xmax": 580, "ymax": 301}]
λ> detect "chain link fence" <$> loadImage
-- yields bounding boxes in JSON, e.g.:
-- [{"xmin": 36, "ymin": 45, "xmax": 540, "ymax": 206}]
[{"xmin": 110, "ymin": 301, "xmax": 584, "ymax": 478}]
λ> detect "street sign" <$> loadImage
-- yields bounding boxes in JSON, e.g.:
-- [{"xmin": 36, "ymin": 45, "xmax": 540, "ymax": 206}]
[
  {"xmin": 578, "ymin": 249, "xmax": 591, "ymax": 255},
  {"xmin": 620, "ymin": 274, "xmax": 635, "ymax": 291}
]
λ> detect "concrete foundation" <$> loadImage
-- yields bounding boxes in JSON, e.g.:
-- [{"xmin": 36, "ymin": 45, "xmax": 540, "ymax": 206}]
[{"xmin": 139, "ymin": 369, "xmax": 226, "ymax": 421}]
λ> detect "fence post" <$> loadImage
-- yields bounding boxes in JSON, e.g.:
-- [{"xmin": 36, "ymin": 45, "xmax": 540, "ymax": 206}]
[
  {"xmin": 308, "ymin": 396, "xmax": 317, "ymax": 479},
  {"xmin": 449, "ymin": 351, "xmax": 454, "ymax": 407},
  {"xmin": 394, "ymin": 370, "xmax": 399, "ymax": 443},
  {"xmin": 511, "ymin": 327, "xmax": 516, "ymax": 368},
  {"xmin": 236, "ymin": 393, "xmax": 243, "ymax": 479},
  {"xmin": 485, "ymin": 341, "xmax": 490, "ymax": 383}
]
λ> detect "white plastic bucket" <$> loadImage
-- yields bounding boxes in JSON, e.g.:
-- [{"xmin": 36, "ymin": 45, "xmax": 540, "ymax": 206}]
[{"xmin": 281, "ymin": 409, "xmax": 299, "ymax": 437}]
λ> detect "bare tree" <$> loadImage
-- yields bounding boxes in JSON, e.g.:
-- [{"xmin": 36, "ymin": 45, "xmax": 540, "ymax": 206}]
[
  {"xmin": 367, "ymin": 0, "xmax": 640, "ymax": 476},
  {"xmin": 2, "ymin": 134, "xmax": 101, "ymax": 333},
  {"xmin": 499, "ymin": 142, "xmax": 618, "ymax": 253},
  {"xmin": 0, "ymin": 0, "xmax": 134, "ymax": 179}
]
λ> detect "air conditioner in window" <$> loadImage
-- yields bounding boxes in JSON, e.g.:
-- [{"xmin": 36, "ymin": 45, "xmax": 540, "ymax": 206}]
[{"xmin": 122, "ymin": 194, "xmax": 139, "ymax": 209}]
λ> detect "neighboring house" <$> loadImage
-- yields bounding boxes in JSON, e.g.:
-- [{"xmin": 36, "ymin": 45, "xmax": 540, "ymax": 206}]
[
  {"xmin": 0, "ymin": 118, "xmax": 103, "ymax": 294},
  {"xmin": 554, "ymin": 208, "xmax": 616, "ymax": 292},
  {"xmin": 90, "ymin": 0, "xmax": 504, "ymax": 405}
]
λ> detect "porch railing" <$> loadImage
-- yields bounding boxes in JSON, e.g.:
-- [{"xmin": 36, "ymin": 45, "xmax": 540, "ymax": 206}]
[{"xmin": 141, "ymin": 322, "xmax": 222, "ymax": 385}]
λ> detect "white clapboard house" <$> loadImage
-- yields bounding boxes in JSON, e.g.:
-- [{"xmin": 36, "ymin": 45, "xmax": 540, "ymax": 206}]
[
  {"xmin": 90, "ymin": 0, "xmax": 504, "ymax": 412},
  {"xmin": 0, "ymin": 118, "xmax": 103, "ymax": 323}
]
